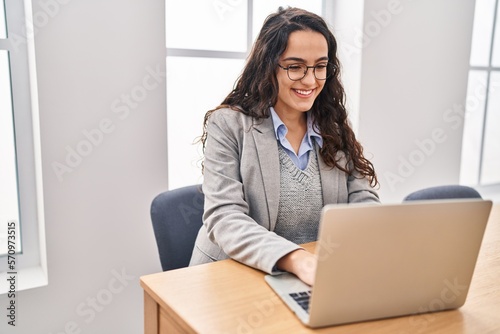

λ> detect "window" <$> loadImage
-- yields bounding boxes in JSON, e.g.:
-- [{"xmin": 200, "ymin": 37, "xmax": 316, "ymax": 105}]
[
  {"xmin": 461, "ymin": 0, "xmax": 500, "ymax": 186},
  {"xmin": 0, "ymin": 0, "xmax": 47, "ymax": 294},
  {"xmin": 0, "ymin": 48, "xmax": 21, "ymax": 257},
  {"xmin": 166, "ymin": 0, "xmax": 324, "ymax": 190},
  {"xmin": 1, "ymin": 0, "xmax": 22, "ymax": 258}
]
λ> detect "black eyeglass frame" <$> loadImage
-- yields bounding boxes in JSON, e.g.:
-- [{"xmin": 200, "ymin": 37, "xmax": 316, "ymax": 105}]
[{"xmin": 277, "ymin": 63, "xmax": 335, "ymax": 81}]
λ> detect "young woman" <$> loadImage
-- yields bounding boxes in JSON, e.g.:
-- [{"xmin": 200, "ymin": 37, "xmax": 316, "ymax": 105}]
[{"xmin": 189, "ymin": 7, "xmax": 379, "ymax": 285}]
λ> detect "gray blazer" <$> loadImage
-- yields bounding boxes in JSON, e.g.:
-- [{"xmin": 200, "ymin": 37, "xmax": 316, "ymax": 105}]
[{"xmin": 189, "ymin": 108, "xmax": 379, "ymax": 274}]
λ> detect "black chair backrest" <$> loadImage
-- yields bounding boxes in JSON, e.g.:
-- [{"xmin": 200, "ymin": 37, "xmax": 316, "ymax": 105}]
[
  {"xmin": 150, "ymin": 185, "xmax": 204, "ymax": 271},
  {"xmin": 403, "ymin": 185, "xmax": 482, "ymax": 201}
]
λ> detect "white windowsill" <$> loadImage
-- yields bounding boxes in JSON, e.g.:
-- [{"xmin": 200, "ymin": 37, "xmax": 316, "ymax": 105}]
[{"xmin": 0, "ymin": 265, "xmax": 48, "ymax": 294}]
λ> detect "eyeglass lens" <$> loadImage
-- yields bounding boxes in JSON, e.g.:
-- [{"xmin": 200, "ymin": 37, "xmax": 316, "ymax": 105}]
[{"xmin": 286, "ymin": 64, "xmax": 332, "ymax": 81}]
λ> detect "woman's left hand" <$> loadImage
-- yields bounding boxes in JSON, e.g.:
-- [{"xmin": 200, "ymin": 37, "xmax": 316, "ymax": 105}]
[{"xmin": 277, "ymin": 249, "xmax": 317, "ymax": 286}]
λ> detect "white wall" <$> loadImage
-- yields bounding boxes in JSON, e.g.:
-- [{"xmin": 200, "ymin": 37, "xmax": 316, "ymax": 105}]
[
  {"xmin": 0, "ymin": 0, "xmax": 167, "ymax": 333},
  {"xmin": 340, "ymin": 0, "xmax": 476, "ymax": 202}
]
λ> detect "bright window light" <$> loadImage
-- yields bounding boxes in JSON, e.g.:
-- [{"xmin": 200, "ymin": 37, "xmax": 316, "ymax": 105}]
[
  {"xmin": 481, "ymin": 72, "xmax": 500, "ymax": 184},
  {"xmin": 166, "ymin": 56, "xmax": 245, "ymax": 189},
  {"xmin": 166, "ymin": 0, "xmax": 247, "ymax": 52},
  {"xmin": 469, "ymin": 0, "xmax": 496, "ymax": 67},
  {"xmin": 0, "ymin": 50, "xmax": 21, "ymax": 256}
]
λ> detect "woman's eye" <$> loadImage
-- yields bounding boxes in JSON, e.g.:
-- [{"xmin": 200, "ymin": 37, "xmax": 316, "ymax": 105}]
[{"xmin": 288, "ymin": 65, "xmax": 303, "ymax": 72}]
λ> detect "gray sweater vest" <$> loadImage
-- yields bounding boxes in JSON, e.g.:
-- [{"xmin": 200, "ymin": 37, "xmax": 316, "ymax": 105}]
[{"xmin": 274, "ymin": 144, "xmax": 324, "ymax": 244}]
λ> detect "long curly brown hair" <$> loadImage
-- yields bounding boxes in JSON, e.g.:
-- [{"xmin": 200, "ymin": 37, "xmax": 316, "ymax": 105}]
[{"xmin": 200, "ymin": 7, "xmax": 378, "ymax": 187}]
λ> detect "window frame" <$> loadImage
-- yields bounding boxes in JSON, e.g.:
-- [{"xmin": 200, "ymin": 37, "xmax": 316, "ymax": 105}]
[
  {"xmin": 461, "ymin": 0, "xmax": 500, "ymax": 196},
  {"xmin": 0, "ymin": 0, "xmax": 48, "ymax": 294}
]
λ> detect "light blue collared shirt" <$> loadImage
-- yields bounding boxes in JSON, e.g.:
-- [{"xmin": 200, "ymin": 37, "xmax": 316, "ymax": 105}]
[{"xmin": 270, "ymin": 107, "xmax": 323, "ymax": 170}]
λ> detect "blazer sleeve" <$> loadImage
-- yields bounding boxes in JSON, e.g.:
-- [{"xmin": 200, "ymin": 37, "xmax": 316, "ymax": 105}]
[
  {"xmin": 202, "ymin": 110, "xmax": 300, "ymax": 274},
  {"xmin": 347, "ymin": 170, "xmax": 380, "ymax": 203}
]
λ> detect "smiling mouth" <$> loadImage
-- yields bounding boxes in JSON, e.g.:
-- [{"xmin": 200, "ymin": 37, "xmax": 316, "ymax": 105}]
[{"xmin": 293, "ymin": 89, "xmax": 314, "ymax": 97}]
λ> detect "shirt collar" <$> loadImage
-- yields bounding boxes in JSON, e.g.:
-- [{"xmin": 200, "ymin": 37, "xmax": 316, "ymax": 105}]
[{"xmin": 269, "ymin": 107, "xmax": 323, "ymax": 148}]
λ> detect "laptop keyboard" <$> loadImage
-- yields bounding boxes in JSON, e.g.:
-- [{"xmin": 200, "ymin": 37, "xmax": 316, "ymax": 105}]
[{"xmin": 289, "ymin": 290, "xmax": 312, "ymax": 312}]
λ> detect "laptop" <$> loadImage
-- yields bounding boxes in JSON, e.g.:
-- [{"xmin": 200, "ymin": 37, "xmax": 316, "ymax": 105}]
[{"xmin": 265, "ymin": 199, "xmax": 492, "ymax": 328}]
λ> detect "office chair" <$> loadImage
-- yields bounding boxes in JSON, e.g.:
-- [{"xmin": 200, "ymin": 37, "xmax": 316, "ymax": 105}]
[
  {"xmin": 150, "ymin": 184, "xmax": 204, "ymax": 271},
  {"xmin": 403, "ymin": 185, "xmax": 482, "ymax": 201}
]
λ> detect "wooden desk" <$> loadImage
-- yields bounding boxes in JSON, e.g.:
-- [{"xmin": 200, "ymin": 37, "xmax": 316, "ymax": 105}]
[{"xmin": 140, "ymin": 204, "xmax": 500, "ymax": 333}]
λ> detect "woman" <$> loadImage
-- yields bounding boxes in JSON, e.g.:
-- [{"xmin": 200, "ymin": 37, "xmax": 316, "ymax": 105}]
[{"xmin": 189, "ymin": 7, "xmax": 379, "ymax": 286}]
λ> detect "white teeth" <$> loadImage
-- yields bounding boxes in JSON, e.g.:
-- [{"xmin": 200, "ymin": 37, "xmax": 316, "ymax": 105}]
[{"xmin": 295, "ymin": 89, "xmax": 312, "ymax": 95}]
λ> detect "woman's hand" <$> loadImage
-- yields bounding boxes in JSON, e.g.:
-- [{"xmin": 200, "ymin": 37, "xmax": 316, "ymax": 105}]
[{"xmin": 276, "ymin": 249, "xmax": 317, "ymax": 286}]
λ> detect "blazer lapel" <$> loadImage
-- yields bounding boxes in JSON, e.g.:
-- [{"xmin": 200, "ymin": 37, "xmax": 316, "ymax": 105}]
[{"xmin": 252, "ymin": 117, "xmax": 280, "ymax": 230}]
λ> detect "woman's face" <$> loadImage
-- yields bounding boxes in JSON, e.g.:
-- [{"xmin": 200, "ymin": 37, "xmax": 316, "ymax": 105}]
[{"xmin": 274, "ymin": 30, "xmax": 329, "ymax": 118}]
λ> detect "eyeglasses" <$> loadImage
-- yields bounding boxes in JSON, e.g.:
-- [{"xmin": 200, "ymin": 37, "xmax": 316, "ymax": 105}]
[{"xmin": 278, "ymin": 62, "xmax": 335, "ymax": 81}]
